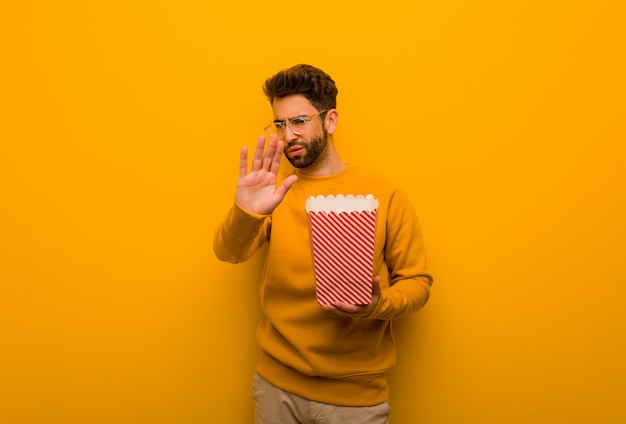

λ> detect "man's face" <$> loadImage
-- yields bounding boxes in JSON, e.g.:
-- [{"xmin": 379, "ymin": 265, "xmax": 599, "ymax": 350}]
[{"xmin": 271, "ymin": 94, "xmax": 328, "ymax": 169}]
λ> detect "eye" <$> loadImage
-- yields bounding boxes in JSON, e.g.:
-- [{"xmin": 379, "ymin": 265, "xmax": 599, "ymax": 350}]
[
  {"xmin": 274, "ymin": 121, "xmax": 287, "ymax": 129},
  {"xmin": 290, "ymin": 117, "xmax": 309, "ymax": 127}
]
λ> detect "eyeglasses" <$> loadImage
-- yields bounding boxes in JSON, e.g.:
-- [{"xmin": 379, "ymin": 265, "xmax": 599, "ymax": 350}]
[{"xmin": 264, "ymin": 110, "xmax": 328, "ymax": 138}]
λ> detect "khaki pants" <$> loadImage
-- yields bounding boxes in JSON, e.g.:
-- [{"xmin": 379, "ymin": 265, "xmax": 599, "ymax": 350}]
[{"xmin": 252, "ymin": 373, "xmax": 390, "ymax": 424}]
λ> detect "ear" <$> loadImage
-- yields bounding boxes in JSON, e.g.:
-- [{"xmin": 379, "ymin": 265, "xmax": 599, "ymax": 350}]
[{"xmin": 324, "ymin": 109, "xmax": 339, "ymax": 134}]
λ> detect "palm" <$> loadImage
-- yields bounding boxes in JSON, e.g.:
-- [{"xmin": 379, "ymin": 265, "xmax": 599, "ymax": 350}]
[{"xmin": 235, "ymin": 135, "xmax": 297, "ymax": 215}]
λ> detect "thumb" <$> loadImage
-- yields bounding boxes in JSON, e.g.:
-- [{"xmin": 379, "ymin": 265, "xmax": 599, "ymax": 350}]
[
  {"xmin": 372, "ymin": 276, "xmax": 382, "ymax": 296},
  {"xmin": 275, "ymin": 174, "xmax": 298, "ymax": 200}
]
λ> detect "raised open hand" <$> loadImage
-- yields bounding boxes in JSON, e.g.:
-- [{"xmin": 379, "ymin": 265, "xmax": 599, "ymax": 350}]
[{"xmin": 235, "ymin": 135, "xmax": 298, "ymax": 215}]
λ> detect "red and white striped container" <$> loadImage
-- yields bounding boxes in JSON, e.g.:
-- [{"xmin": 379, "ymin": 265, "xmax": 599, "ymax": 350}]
[{"xmin": 306, "ymin": 194, "xmax": 379, "ymax": 306}]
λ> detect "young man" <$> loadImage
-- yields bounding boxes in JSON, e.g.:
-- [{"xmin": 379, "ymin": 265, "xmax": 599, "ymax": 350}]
[{"xmin": 213, "ymin": 64, "xmax": 432, "ymax": 423}]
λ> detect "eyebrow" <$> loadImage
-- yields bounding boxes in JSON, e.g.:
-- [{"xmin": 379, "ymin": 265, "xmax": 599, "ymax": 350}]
[{"xmin": 273, "ymin": 114, "xmax": 309, "ymax": 123}]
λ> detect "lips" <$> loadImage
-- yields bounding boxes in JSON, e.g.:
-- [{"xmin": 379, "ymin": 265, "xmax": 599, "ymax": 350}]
[{"xmin": 287, "ymin": 145, "xmax": 305, "ymax": 156}]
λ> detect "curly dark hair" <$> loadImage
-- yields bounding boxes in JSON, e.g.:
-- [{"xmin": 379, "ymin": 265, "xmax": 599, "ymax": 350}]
[{"xmin": 263, "ymin": 64, "xmax": 338, "ymax": 112}]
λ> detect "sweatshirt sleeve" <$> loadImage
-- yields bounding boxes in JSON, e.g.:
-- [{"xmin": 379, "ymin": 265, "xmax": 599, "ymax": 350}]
[
  {"xmin": 213, "ymin": 201, "xmax": 271, "ymax": 264},
  {"xmin": 368, "ymin": 188, "xmax": 433, "ymax": 320}
]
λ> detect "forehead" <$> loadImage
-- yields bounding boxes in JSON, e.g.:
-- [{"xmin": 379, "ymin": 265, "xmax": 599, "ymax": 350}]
[{"xmin": 272, "ymin": 94, "xmax": 316, "ymax": 119}]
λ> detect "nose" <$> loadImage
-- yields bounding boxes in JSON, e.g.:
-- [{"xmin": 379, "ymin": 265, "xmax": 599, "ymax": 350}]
[{"xmin": 282, "ymin": 125, "xmax": 300, "ymax": 142}]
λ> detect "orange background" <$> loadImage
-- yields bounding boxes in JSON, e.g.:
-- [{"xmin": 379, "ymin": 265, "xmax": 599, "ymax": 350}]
[{"xmin": 1, "ymin": 1, "xmax": 625, "ymax": 423}]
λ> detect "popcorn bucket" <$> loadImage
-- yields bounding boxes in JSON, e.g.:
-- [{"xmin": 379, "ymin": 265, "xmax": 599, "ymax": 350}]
[{"xmin": 306, "ymin": 194, "xmax": 379, "ymax": 306}]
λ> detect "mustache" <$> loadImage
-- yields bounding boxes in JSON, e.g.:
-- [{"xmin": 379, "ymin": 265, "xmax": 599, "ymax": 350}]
[{"xmin": 285, "ymin": 141, "xmax": 307, "ymax": 149}]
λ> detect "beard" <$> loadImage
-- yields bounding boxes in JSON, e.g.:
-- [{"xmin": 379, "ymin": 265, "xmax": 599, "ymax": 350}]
[{"xmin": 283, "ymin": 128, "xmax": 329, "ymax": 169}]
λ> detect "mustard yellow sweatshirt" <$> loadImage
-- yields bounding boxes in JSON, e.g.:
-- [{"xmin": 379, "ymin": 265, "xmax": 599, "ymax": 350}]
[{"xmin": 213, "ymin": 165, "xmax": 432, "ymax": 406}]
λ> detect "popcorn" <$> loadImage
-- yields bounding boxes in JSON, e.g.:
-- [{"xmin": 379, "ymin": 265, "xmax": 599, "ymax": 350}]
[{"xmin": 306, "ymin": 195, "xmax": 379, "ymax": 306}]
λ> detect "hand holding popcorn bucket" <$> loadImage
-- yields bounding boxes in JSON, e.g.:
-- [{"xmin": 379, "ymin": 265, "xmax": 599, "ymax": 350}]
[{"xmin": 305, "ymin": 194, "xmax": 379, "ymax": 306}]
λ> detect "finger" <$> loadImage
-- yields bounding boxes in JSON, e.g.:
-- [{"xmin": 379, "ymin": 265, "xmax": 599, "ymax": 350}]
[
  {"xmin": 333, "ymin": 302, "xmax": 359, "ymax": 314},
  {"xmin": 274, "ymin": 174, "xmax": 298, "ymax": 200},
  {"xmin": 324, "ymin": 305, "xmax": 350, "ymax": 317},
  {"xmin": 251, "ymin": 135, "xmax": 266, "ymax": 171},
  {"xmin": 239, "ymin": 146, "xmax": 248, "ymax": 179},
  {"xmin": 372, "ymin": 276, "xmax": 382, "ymax": 295},
  {"xmin": 261, "ymin": 135, "xmax": 278, "ymax": 170},
  {"xmin": 269, "ymin": 139, "xmax": 284, "ymax": 175}
]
